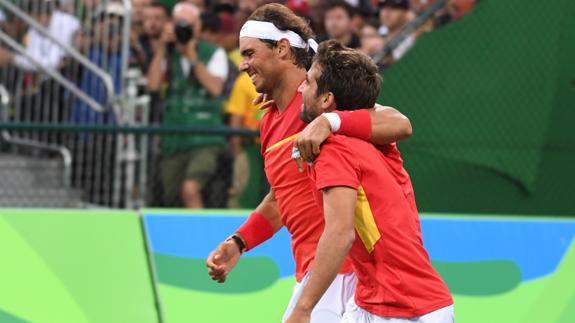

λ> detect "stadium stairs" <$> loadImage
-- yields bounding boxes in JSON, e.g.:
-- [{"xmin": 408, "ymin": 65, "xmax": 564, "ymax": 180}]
[{"xmin": 0, "ymin": 152, "xmax": 84, "ymax": 208}]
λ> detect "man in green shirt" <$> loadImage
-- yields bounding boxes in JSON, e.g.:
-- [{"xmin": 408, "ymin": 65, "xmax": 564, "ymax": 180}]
[{"xmin": 147, "ymin": 2, "xmax": 229, "ymax": 208}]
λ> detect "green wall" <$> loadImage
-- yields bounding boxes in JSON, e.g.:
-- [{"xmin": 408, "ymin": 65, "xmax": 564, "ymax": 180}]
[
  {"xmin": 380, "ymin": 0, "xmax": 575, "ymax": 214},
  {"xmin": 0, "ymin": 209, "xmax": 159, "ymax": 323}
]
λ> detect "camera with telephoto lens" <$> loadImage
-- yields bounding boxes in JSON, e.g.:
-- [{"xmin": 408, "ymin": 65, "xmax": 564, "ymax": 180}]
[{"xmin": 175, "ymin": 21, "xmax": 194, "ymax": 44}]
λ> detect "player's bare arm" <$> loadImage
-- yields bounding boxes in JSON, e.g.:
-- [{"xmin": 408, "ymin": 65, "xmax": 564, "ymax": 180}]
[
  {"xmin": 250, "ymin": 189, "xmax": 283, "ymax": 233},
  {"xmin": 285, "ymin": 186, "xmax": 356, "ymax": 323},
  {"xmin": 370, "ymin": 104, "xmax": 413, "ymax": 144},
  {"xmin": 206, "ymin": 190, "xmax": 282, "ymax": 283},
  {"xmin": 293, "ymin": 104, "xmax": 412, "ymax": 162}
]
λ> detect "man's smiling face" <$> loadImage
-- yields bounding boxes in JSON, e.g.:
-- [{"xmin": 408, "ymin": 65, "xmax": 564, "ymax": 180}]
[{"xmin": 239, "ymin": 37, "xmax": 280, "ymax": 95}]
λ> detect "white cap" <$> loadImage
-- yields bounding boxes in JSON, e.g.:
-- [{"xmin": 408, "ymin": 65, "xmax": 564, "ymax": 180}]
[{"xmin": 96, "ymin": 2, "xmax": 126, "ymax": 17}]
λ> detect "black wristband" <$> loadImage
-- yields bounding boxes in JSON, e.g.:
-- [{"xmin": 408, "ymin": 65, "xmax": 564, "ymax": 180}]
[{"xmin": 229, "ymin": 234, "xmax": 246, "ymax": 254}]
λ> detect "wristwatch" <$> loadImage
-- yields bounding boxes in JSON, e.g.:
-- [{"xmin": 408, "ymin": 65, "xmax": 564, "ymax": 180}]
[{"xmin": 227, "ymin": 234, "xmax": 247, "ymax": 254}]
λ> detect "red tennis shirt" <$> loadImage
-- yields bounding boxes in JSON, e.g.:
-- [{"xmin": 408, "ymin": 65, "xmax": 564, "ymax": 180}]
[
  {"xmin": 260, "ymin": 91, "xmax": 353, "ymax": 282},
  {"xmin": 308, "ymin": 134, "xmax": 453, "ymax": 317}
]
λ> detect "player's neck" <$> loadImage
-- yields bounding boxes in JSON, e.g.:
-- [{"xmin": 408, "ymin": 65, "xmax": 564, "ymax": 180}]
[{"xmin": 272, "ymin": 67, "xmax": 306, "ymax": 112}]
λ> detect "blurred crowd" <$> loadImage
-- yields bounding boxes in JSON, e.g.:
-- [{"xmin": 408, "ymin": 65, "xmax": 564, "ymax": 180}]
[{"xmin": 0, "ymin": 0, "xmax": 476, "ymax": 208}]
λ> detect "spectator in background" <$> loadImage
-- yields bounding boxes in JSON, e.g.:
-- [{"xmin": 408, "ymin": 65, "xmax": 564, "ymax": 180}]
[
  {"xmin": 350, "ymin": 7, "xmax": 368, "ymax": 35},
  {"xmin": 147, "ymin": 2, "xmax": 229, "ymax": 208},
  {"xmin": 0, "ymin": 8, "xmax": 11, "ymax": 89},
  {"xmin": 130, "ymin": 0, "xmax": 152, "ymax": 72},
  {"xmin": 201, "ymin": 10, "xmax": 236, "ymax": 55},
  {"xmin": 201, "ymin": 10, "xmax": 239, "ymax": 100},
  {"xmin": 57, "ymin": 0, "xmax": 74, "ymax": 14},
  {"xmin": 184, "ymin": 0, "xmax": 209, "ymax": 14},
  {"xmin": 139, "ymin": 1, "xmax": 169, "ymax": 72},
  {"xmin": 71, "ymin": 2, "xmax": 125, "ymax": 125},
  {"xmin": 0, "ymin": 0, "xmax": 80, "ymax": 128},
  {"xmin": 224, "ymin": 63, "xmax": 266, "ymax": 209},
  {"xmin": 132, "ymin": 0, "xmax": 151, "ymax": 31},
  {"xmin": 69, "ymin": 2, "xmax": 128, "ymax": 205},
  {"xmin": 218, "ymin": 0, "xmax": 238, "ymax": 7},
  {"xmin": 236, "ymin": 0, "xmax": 273, "ymax": 27},
  {"xmin": 318, "ymin": 1, "xmax": 361, "ymax": 49},
  {"xmin": 309, "ymin": 0, "xmax": 374, "ymax": 35},
  {"xmin": 81, "ymin": 0, "xmax": 99, "ymax": 12},
  {"xmin": 359, "ymin": 19, "xmax": 385, "ymax": 63},
  {"xmin": 0, "ymin": 0, "xmax": 80, "ymax": 72},
  {"xmin": 346, "ymin": 0, "xmax": 375, "ymax": 14},
  {"xmin": 141, "ymin": 1, "xmax": 171, "ymax": 126},
  {"xmin": 210, "ymin": 6, "xmax": 240, "ymax": 56},
  {"xmin": 0, "ymin": 7, "xmax": 26, "ymax": 41},
  {"xmin": 0, "ymin": 8, "xmax": 6, "ymax": 29},
  {"xmin": 378, "ymin": 0, "xmax": 415, "ymax": 62},
  {"xmin": 287, "ymin": 0, "xmax": 310, "ymax": 17}
]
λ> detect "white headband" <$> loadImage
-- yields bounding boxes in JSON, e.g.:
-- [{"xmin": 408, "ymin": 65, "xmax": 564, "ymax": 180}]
[{"xmin": 240, "ymin": 20, "xmax": 319, "ymax": 53}]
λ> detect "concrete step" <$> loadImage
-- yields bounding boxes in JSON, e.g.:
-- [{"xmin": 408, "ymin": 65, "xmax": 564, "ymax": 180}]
[
  {"xmin": 0, "ymin": 188, "xmax": 84, "ymax": 208},
  {"xmin": 0, "ymin": 153, "xmax": 64, "ymax": 188},
  {"xmin": 0, "ymin": 168, "xmax": 62, "ymax": 187},
  {"xmin": 0, "ymin": 196, "xmax": 85, "ymax": 208},
  {"xmin": 0, "ymin": 154, "xmax": 61, "ymax": 169},
  {"xmin": 0, "ymin": 153, "xmax": 83, "ymax": 208}
]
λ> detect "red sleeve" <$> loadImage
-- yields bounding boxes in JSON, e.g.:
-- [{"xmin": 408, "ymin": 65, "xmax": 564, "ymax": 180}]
[{"xmin": 313, "ymin": 137, "xmax": 361, "ymax": 191}]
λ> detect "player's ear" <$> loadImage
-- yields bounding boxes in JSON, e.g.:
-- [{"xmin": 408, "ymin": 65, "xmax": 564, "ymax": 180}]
[
  {"xmin": 321, "ymin": 92, "xmax": 335, "ymax": 111},
  {"xmin": 276, "ymin": 39, "xmax": 291, "ymax": 59}
]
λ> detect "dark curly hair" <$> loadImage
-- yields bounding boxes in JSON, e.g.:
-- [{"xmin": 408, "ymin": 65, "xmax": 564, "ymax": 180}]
[
  {"xmin": 248, "ymin": 3, "xmax": 315, "ymax": 70},
  {"xmin": 313, "ymin": 40, "xmax": 381, "ymax": 110}
]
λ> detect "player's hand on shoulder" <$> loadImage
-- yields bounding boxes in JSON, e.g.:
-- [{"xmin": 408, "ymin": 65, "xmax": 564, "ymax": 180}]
[{"xmin": 253, "ymin": 93, "xmax": 275, "ymax": 109}]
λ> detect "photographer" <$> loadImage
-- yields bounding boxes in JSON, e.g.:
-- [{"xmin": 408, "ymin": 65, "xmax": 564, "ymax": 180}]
[{"xmin": 147, "ymin": 2, "xmax": 229, "ymax": 208}]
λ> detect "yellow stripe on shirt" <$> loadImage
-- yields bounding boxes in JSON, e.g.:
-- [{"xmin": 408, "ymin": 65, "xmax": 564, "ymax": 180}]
[
  {"xmin": 355, "ymin": 186, "xmax": 381, "ymax": 253},
  {"xmin": 264, "ymin": 133, "xmax": 300, "ymax": 154}
]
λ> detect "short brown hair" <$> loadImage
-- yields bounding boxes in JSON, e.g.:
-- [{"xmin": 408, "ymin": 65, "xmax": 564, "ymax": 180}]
[
  {"xmin": 325, "ymin": 0, "xmax": 355, "ymax": 19},
  {"xmin": 248, "ymin": 3, "xmax": 315, "ymax": 70},
  {"xmin": 313, "ymin": 40, "xmax": 381, "ymax": 110}
]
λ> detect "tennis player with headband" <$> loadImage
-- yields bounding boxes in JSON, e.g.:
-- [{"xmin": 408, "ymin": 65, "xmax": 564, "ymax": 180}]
[{"xmin": 206, "ymin": 4, "xmax": 412, "ymax": 322}]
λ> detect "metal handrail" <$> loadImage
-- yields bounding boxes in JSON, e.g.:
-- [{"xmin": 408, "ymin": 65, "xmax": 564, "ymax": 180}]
[
  {"xmin": 0, "ymin": 122, "xmax": 261, "ymax": 137},
  {"xmin": 373, "ymin": 0, "xmax": 448, "ymax": 63},
  {"xmin": 0, "ymin": 0, "xmax": 116, "ymax": 110},
  {"xmin": 0, "ymin": 30, "xmax": 104, "ymax": 112},
  {"xmin": 0, "ymin": 85, "xmax": 72, "ymax": 187},
  {"xmin": 0, "ymin": 84, "xmax": 8, "ymax": 107},
  {"xmin": 119, "ymin": 0, "xmax": 133, "ymax": 103},
  {"xmin": 0, "ymin": 134, "xmax": 73, "ymax": 187}
]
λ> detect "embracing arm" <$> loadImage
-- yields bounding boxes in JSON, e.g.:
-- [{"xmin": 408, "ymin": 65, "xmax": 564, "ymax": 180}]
[
  {"xmin": 368, "ymin": 104, "xmax": 412, "ymax": 145},
  {"xmin": 293, "ymin": 104, "xmax": 412, "ymax": 162}
]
